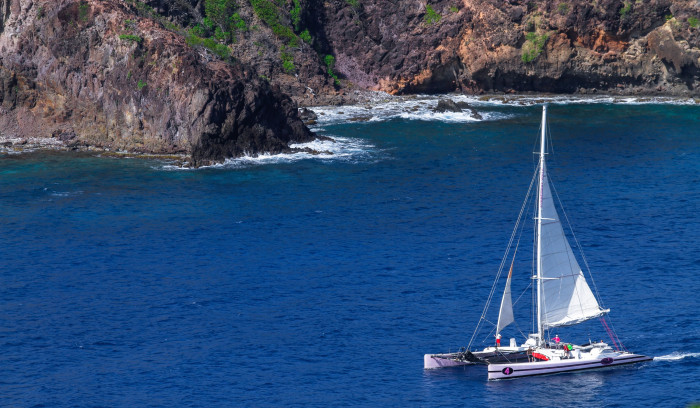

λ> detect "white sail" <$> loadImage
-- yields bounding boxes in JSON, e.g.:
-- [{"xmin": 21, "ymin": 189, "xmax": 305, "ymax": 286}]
[
  {"xmin": 496, "ymin": 263, "xmax": 514, "ymax": 334},
  {"xmin": 538, "ymin": 162, "xmax": 609, "ymax": 329}
]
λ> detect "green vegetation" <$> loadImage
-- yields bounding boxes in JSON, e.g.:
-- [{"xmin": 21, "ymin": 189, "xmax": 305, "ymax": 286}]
[
  {"xmin": 231, "ymin": 13, "xmax": 247, "ymax": 31},
  {"xmin": 557, "ymin": 3, "xmax": 569, "ymax": 15},
  {"xmin": 300, "ymin": 29, "xmax": 312, "ymax": 44},
  {"xmin": 127, "ymin": 71, "xmax": 132, "ymax": 80},
  {"xmin": 250, "ymin": 0, "xmax": 298, "ymax": 46},
  {"xmin": 345, "ymin": 0, "xmax": 359, "ymax": 9},
  {"xmin": 424, "ymin": 4, "xmax": 441, "ymax": 25},
  {"xmin": 204, "ymin": 0, "xmax": 236, "ymax": 27},
  {"xmin": 290, "ymin": 0, "xmax": 302, "ymax": 31},
  {"xmin": 449, "ymin": 6, "xmax": 458, "ymax": 13},
  {"xmin": 324, "ymin": 54, "xmax": 340, "ymax": 85},
  {"xmin": 688, "ymin": 16, "xmax": 699, "ymax": 28},
  {"xmin": 184, "ymin": 0, "xmax": 250, "ymax": 44},
  {"xmin": 78, "ymin": 2, "xmax": 89, "ymax": 22},
  {"xmin": 665, "ymin": 14, "xmax": 673, "ymax": 21},
  {"xmin": 119, "ymin": 34, "xmax": 143, "ymax": 43},
  {"xmin": 37, "ymin": 6, "xmax": 44, "ymax": 19},
  {"xmin": 619, "ymin": 2, "xmax": 631, "ymax": 18},
  {"xmin": 186, "ymin": 33, "xmax": 231, "ymax": 59},
  {"xmin": 281, "ymin": 49, "xmax": 296, "ymax": 74},
  {"xmin": 521, "ymin": 32, "xmax": 548, "ymax": 63},
  {"xmin": 137, "ymin": 79, "xmax": 147, "ymax": 90}
]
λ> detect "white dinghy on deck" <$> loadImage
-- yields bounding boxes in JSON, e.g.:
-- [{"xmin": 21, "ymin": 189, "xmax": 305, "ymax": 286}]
[{"xmin": 424, "ymin": 106, "xmax": 652, "ymax": 379}]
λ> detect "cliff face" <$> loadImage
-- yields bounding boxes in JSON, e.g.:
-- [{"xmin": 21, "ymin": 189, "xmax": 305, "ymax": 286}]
[
  {"xmin": 143, "ymin": 0, "xmax": 699, "ymax": 100},
  {"xmin": 0, "ymin": 0, "xmax": 697, "ymax": 163},
  {"xmin": 318, "ymin": 0, "xmax": 700, "ymax": 95},
  {"xmin": 0, "ymin": 0, "xmax": 313, "ymax": 165}
]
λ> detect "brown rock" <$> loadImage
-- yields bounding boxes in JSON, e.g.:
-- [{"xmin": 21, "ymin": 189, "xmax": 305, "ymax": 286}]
[{"xmin": 0, "ymin": 0, "xmax": 314, "ymax": 165}]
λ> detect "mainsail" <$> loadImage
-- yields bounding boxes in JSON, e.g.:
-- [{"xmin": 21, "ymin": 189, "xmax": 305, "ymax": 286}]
[
  {"xmin": 538, "ymin": 162, "xmax": 609, "ymax": 329},
  {"xmin": 496, "ymin": 262, "xmax": 514, "ymax": 334}
]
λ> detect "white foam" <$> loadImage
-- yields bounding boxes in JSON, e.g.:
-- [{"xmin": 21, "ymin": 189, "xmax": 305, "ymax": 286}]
[
  {"xmin": 310, "ymin": 96, "xmax": 491, "ymax": 125},
  {"xmin": 653, "ymin": 352, "xmax": 700, "ymax": 361},
  {"xmin": 308, "ymin": 93, "xmax": 698, "ymax": 125},
  {"xmin": 159, "ymin": 136, "xmax": 378, "ymax": 170}
]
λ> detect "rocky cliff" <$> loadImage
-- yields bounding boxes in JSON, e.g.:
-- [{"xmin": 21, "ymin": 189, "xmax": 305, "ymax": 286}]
[
  {"xmin": 1, "ymin": 0, "xmax": 698, "ymax": 163},
  {"xmin": 142, "ymin": 0, "xmax": 699, "ymax": 101},
  {"xmin": 0, "ymin": 0, "xmax": 314, "ymax": 166}
]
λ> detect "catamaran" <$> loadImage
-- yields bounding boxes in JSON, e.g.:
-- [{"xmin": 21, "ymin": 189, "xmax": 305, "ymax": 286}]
[{"xmin": 424, "ymin": 105, "xmax": 652, "ymax": 379}]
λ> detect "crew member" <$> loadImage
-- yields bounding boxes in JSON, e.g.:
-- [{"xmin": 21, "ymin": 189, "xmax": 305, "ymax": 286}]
[{"xmin": 496, "ymin": 333, "xmax": 501, "ymax": 348}]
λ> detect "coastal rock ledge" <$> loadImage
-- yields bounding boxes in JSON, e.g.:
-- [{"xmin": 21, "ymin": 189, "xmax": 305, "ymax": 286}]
[{"xmin": 0, "ymin": 0, "xmax": 314, "ymax": 166}]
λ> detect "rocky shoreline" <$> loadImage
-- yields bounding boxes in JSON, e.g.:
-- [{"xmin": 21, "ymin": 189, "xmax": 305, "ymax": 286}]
[
  {"xmin": 4, "ymin": 90, "xmax": 697, "ymax": 166},
  {"xmin": 1, "ymin": 0, "xmax": 699, "ymax": 166}
]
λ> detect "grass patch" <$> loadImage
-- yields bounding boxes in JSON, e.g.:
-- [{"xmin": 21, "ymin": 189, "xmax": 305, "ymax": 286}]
[
  {"xmin": 689, "ymin": 16, "xmax": 699, "ymax": 28},
  {"xmin": 557, "ymin": 3, "xmax": 569, "ymax": 15},
  {"xmin": 78, "ymin": 2, "xmax": 89, "ymax": 22},
  {"xmin": 290, "ymin": 0, "xmax": 301, "ymax": 31},
  {"xmin": 231, "ymin": 13, "xmax": 247, "ymax": 31},
  {"xmin": 324, "ymin": 54, "xmax": 340, "ymax": 85},
  {"xmin": 281, "ymin": 50, "xmax": 295, "ymax": 74},
  {"xmin": 424, "ymin": 4, "xmax": 441, "ymax": 25},
  {"xmin": 449, "ymin": 6, "xmax": 458, "ymax": 13},
  {"xmin": 521, "ymin": 32, "xmax": 548, "ymax": 63},
  {"xmin": 119, "ymin": 34, "xmax": 143, "ymax": 43},
  {"xmin": 186, "ymin": 33, "xmax": 231, "ymax": 59},
  {"xmin": 250, "ymin": 0, "xmax": 299, "ymax": 46},
  {"xmin": 300, "ymin": 29, "xmax": 312, "ymax": 44},
  {"xmin": 137, "ymin": 79, "xmax": 147, "ymax": 90},
  {"xmin": 619, "ymin": 2, "xmax": 631, "ymax": 18}
]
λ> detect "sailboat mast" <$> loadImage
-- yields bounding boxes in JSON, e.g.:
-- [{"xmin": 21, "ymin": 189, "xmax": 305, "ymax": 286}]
[{"xmin": 536, "ymin": 105, "xmax": 547, "ymax": 346}]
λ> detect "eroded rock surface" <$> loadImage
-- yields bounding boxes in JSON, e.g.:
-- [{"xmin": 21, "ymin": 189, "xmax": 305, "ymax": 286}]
[{"xmin": 0, "ymin": 0, "xmax": 313, "ymax": 165}]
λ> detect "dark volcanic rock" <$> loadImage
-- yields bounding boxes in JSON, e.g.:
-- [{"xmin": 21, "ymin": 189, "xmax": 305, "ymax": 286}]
[
  {"xmin": 299, "ymin": 108, "xmax": 318, "ymax": 121},
  {"xmin": 434, "ymin": 100, "xmax": 463, "ymax": 113},
  {"xmin": 0, "ymin": 0, "xmax": 314, "ymax": 165}
]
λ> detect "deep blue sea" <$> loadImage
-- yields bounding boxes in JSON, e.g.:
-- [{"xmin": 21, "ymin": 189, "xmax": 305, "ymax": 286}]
[{"xmin": 1, "ymin": 99, "xmax": 699, "ymax": 407}]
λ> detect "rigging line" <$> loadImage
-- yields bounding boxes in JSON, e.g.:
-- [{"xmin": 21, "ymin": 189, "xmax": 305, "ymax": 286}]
[
  {"xmin": 466, "ymin": 166, "xmax": 539, "ymax": 350},
  {"xmin": 531, "ymin": 193, "xmax": 537, "ymax": 335},
  {"xmin": 548, "ymin": 175, "xmax": 589, "ymax": 320},
  {"xmin": 511, "ymin": 281, "xmax": 532, "ymax": 309},
  {"xmin": 550, "ymin": 175, "xmax": 627, "ymax": 347},
  {"xmin": 512, "ymin": 319, "xmax": 529, "ymax": 342},
  {"xmin": 600, "ymin": 317, "xmax": 620, "ymax": 351}
]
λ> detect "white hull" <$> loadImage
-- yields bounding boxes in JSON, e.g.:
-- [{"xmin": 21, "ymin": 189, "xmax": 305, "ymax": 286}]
[
  {"xmin": 488, "ymin": 352, "xmax": 652, "ymax": 380},
  {"xmin": 424, "ymin": 346, "xmax": 530, "ymax": 369},
  {"xmin": 424, "ymin": 353, "xmax": 473, "ymax": 369}
]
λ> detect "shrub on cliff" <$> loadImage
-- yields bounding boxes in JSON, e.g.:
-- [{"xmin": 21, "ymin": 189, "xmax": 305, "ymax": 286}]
[
  {"xmin": 251, "ymin": 0, "xmax": 299, "ymax": 47},
  {"xmin": 424, "ymin": 5, "xmax": 441, "ymax": 25},
  {"xmin": 119, "ymin": 34, "xmax": 142, "ymax": 43},
  {"xmin": 521, "ymin": 32, "xmax": 548, "ymax": 63}
]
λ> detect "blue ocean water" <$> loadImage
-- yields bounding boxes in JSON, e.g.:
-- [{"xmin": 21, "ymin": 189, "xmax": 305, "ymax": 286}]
[{"xmin": 1, "ymin": 102, "xmax": 699, "ymax": 407}]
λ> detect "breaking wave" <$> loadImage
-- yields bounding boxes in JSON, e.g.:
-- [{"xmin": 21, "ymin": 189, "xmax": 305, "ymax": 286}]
[
  {"xmin": 308, "ymin": 93, "xmax": 698, "ymax": 126},
  {"xmin": 159, "ymin": 136, "xmax": 379, "ymax": 170}
]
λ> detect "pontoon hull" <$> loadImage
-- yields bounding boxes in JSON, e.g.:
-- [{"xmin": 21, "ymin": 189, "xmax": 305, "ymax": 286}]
[
  {"xmin": 488, "ymin": 353, "xmax": 652, "ymax": 380},
  {"xmin": 424, "ymin": 349, "xmax": 530, "ymax": 369},
  {"xmin": 424, "ymin": 353, "xmax": 474, "ymax": 369}
]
